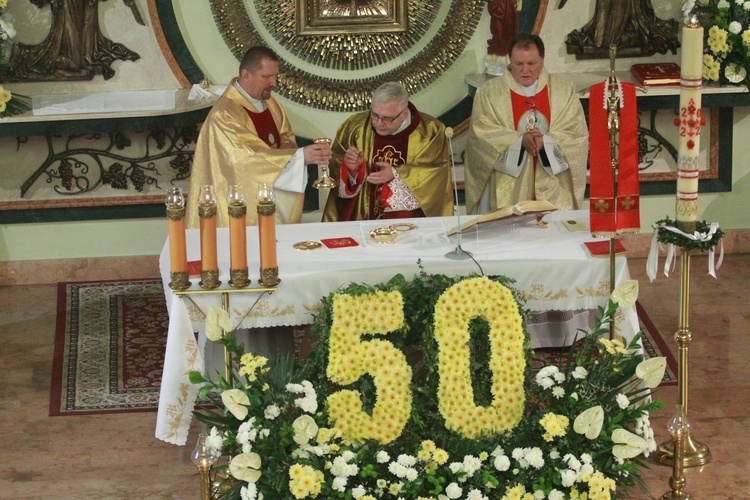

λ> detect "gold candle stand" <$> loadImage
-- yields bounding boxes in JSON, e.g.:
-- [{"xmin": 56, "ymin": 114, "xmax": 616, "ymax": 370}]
[
  {"xmin": 174, "ymin": 285, "xmax": 278, "ymax": 383},
  {"xmin": 653, "ymin": 250, "xmax": 711, "ymax": 468},
  {"xmin": 659, "ymin": 406, "xmax": 694, "ymax": 499}
]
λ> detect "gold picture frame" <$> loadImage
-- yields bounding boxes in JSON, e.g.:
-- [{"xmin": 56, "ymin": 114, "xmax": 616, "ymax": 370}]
[{"xmin": 296, "ymin": 0, "xmax": 408, "ymax": 36}]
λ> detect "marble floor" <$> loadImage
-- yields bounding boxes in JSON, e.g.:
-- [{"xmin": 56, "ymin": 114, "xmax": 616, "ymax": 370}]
[{"xmin": 0, "ymin": 254, "xmax": 747, "ymax": 499}]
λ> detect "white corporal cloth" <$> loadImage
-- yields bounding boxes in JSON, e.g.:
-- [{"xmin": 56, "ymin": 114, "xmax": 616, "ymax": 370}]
[{"xmin": 156, "ymin": 210, "xmax": 640, "ymax": 444}]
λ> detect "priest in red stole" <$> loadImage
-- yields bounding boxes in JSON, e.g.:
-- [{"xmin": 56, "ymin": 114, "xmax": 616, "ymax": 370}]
[
  {"xmin": 322, "ymin": 82, "xmax": 454, "ymax": 221},
  {"xmin": 187, "ymin": 46, "xmax": 331, "ymax": 228},
  {"xmin": 465, "ymin": 34, "xmax": 588, "ymax": 214}
]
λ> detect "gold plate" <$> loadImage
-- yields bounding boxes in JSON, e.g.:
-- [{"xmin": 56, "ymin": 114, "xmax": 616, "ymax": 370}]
[
  {"xmin": 369, "ymin": 227, "xmax": 398, "ymax": 244},
  {"xmin": 389, "ymin": 222, "xmax": 417, "ymax": 232},
  {"xmin": 293, "ymin": 241, "xmax": 322, "ymax": 250}
]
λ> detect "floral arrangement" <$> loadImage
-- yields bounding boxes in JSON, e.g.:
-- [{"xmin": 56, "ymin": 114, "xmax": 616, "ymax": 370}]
[
  {"xmin": 191, "ymin": 272, "xmax": 665, "ymax": 500},
  {"xmin": 653, "ymin": 216, "xmax": 724, "ymax": 251},
  {"xmin": 687, "ymin": 0, "xmax": 750, "ymax": 85},
  {"xmin": 0, "ymin": 0, "xmax": 29, "ymax": 117}
]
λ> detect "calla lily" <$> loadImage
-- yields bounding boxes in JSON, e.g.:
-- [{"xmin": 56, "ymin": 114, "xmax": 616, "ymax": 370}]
[
  {"xmin": 573, "ymin": 405, "xmax": 604, "ymax": 440},
  {"xmin": 636, "ymin": 357, "xmax": 667, "ymax": 388},
  {"xmin": 292, "ymin": 414, "xmax": 319, "ymax": 445},
  {"xmin": 611, "ymin": 428, "xmax": 649, "ymax": 459},
  {"xmin": 221, "ymin": 388, "xmax": 250, "ymax": 420},
  {"xmin": 205, "ymin": 306, "xmax": 233, "ymax": 341},
  {"xmin": 610, "ymin": 280, "xmax": 639, "ymax": 309},
  {"xmin": 229, "ymin": 452, "xmax": 262, "ymax": 482}
]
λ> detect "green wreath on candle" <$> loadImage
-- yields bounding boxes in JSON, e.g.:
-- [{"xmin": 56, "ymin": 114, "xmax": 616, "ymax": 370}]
[{"xmin": 654, "ymin": 217, "xmax": 724, "ymax": 252}]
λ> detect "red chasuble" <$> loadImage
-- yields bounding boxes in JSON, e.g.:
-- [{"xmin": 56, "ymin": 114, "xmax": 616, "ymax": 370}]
[
  {"xmin": 588, "ymin": 80, "xmax": 640, "ymax": 236},
  {"xmin": 244, "ymin": 107, "xmax": 281, "ymax": 149},
  {"xmin": 337, "ymin": 106, "xmax": 422, "ymax": 220}
]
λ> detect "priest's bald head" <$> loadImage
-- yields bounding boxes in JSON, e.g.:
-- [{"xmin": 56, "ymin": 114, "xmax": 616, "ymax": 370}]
[
  {"xmin": 238, "ymin": 46, "xmax": 280, "ymax": 101},
  {"xmin": 370, "ymin": 82, "xmax": 411, "ymax": 136}
]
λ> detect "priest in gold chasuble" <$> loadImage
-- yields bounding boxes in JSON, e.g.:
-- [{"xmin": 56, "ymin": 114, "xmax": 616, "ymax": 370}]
[
  {"xmin": 465, "ymin": 35, "xmax": 588, "ymax": 215},
  {"xmin": 187, "ymin": 47, "xmax": 331, "ymax": 228},
  {"xmin": 322, "ymin": 82, "xmax": 454, "ymax": 222}
]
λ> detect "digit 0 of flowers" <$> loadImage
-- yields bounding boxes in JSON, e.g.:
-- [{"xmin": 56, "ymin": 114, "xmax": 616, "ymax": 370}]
[
  {"xmin": 326, "ymin": 290, "xmax": 412, "ymax": 443},
  {"xmin": 433, "ymin": 276, "xmax": 525, "ymax": 438}
]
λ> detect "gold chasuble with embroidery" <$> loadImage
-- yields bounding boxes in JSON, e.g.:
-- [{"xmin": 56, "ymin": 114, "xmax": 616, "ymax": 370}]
[
  {"xmin": 465, "ymin": 69, "xmax": 588, "ymax": 214},
  {"xmin": 186, "ymin": 81, "xmax": 301, "ymax": 228},
  {"xmin": 322, "ymin": 103, "xmax": 453, "ymax": 221}
]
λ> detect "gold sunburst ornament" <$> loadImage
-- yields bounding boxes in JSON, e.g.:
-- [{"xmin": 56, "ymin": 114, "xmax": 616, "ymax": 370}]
[{"xmin": 209, "ymin": 0, "xmax": 484, "ymax": 111}]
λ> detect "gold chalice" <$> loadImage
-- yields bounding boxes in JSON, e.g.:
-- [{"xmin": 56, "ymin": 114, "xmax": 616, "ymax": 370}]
[{"xmin": 312, "ymin": 138, "xmax": 337, "ymax": 190}]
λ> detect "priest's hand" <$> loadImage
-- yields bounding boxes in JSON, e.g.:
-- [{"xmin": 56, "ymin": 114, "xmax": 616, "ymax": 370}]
[
  {"xmin": 522, "ymin": 129, "xmax": 544, "ymax": 157},
  {"xmin": 343, "ymin": 146, "xmax": 365, "ymax": 173},
  {"xmin": 303, "ymin": 143, "xmax": 333, "ymax": 165},
  {"xmin": 366, "ymin": 162, "xmax": 395, "ymax": 185}
]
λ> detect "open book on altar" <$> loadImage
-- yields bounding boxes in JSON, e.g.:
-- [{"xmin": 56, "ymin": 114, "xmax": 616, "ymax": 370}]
[{"xmin": 448, "ymin": 200, "xmax": 557, "ymax": 236}]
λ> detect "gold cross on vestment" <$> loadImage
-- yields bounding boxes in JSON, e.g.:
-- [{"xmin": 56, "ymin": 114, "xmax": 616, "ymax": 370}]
[
  {"xmin": 595, "ymin": 199, "xmax": 610, "ymax": 213},
  {"xmin": 621, "ymin": 196, "xmax": 635, "ymax": 210}
]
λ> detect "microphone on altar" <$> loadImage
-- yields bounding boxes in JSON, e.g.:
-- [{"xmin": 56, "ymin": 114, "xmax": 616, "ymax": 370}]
[{"xmin": 444, "ymin": 126, "xmax": 473, "ymax": 260}]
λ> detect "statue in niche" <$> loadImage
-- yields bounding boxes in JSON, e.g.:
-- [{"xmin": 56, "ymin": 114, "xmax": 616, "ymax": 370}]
[
  {"xmin": 564, "ymin": 0, "xmax": 679, "ymax": 59},
  {"xmin": 487, "ymin": 0, "xmax": 522, "ymax": 56},
  {"xmin": 8, "ymin": 0, "xmax": 143, "ymax": 82}
]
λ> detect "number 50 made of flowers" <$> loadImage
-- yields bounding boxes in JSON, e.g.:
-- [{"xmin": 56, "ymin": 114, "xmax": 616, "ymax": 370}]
[{"xmin": 326, "ymin": 277, "xmax": 526, "ymax": 444}]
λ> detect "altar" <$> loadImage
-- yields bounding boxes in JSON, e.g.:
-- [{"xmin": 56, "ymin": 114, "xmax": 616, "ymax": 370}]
[{"xmin": 155, "ymin": 210, "xmax": 640, "ymax": 444}]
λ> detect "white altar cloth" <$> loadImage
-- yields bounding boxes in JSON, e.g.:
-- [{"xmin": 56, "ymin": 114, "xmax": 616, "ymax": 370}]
[{"xmin": 156, "ymin": 210, "xmax": 640, "ymax": 444}]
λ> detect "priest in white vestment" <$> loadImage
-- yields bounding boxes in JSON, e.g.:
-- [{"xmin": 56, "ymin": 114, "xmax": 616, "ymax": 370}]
[{"xmin": 465, "ymin": 34, "xmax": 588, "ymax": 214}]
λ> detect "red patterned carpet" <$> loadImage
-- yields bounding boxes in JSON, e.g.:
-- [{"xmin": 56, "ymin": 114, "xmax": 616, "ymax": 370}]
[{"xmin": 50, "ymin": 280, "xmax": 676, "ymax": 416}]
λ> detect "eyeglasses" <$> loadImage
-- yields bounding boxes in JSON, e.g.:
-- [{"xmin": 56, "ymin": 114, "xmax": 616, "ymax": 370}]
[{"xmin": 370, "ymin": 107, "xmax": 406, "ymax": 124}]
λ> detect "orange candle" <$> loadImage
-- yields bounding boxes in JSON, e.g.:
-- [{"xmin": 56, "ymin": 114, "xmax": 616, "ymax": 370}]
[
  {"xmin": 227, "ymin": 185, "xmax": 249, "ymax": 287},
  {"xmin": 166, "ymin": 187, "xmax": 189, "ymax": 290},
  {"xmin": 198, "ymin": 185, "xmax": 218, "ymax": 272},
  {"xmin": 257, "ymin": 183, "xmax": 279, "ymax": 285}
]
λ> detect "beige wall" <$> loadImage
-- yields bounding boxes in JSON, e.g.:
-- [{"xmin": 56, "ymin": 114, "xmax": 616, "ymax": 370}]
[{"xmin": 1, "ymin": 1, "xmax": 748, "ymax": 262}]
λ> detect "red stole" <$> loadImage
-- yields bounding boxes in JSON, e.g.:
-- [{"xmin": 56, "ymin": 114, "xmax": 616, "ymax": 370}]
[
  {"xmin": 244, "ymin": 107, "xmax": 281, "ymax": 149},
  {"xmin": 588, "ymin": 80, "xmax": 640, "ymax": 236}
]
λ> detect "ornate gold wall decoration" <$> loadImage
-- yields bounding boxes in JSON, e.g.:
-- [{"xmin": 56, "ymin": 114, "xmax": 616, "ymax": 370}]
[
  {"xmin": 296, "ymin": 0, "xmax": 408, "ymax": 36},
  {"xmin": 210, "ymin": 0, "xmax": 484, "ymax": 112}
]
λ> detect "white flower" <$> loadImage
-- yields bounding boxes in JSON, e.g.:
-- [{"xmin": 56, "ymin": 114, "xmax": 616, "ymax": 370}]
[
  {"xmin": 571, "ymin": 366, "xmax": 588, "ymax": 379},
  {"xmin": 264, "ymin": 404, "xmax": 280, "ymax": 420},
  {"xmin": 351, "ymin": 486, "xmax": 367, "ymax": 499},
  {"xmin": 376, "ymin": 451, "xmax": 390, "ymax": 463},
  {"xmin": 240, "ymin": 483, "xmax": 258, "ymax": 500},
  {"xmin": 205, "ymin": 306, "xmax": 233, "ymax": 341},
  {"xmin": 0, "ymin": 19, "xmax": 16, "ymax": 40},
  {"xmin": 405, "ymin": 468, "xmax": 418, "ymax": 481},
  {"xmin": 552, "ymin": 386, "xmax": 565, "ymax": 399},
  {"xmin": 332, "ymin": 476, "xmax": 347, "ymax": 492},
  {"xmin": 229, "ymin": 452, "xmax": 262, "ymax": 482},
  {"xmin": 534, "ymin": 490, "xmax": 545, "ymax": 500},
  {"xmin": 616, "ymin": 393, "xmax": 630, "ymax": 409},
  {"xmin": 549, "ymin": 489, "xmax": 565, "ymax": 500},
  {"xmin": 538, "ymin": 377, "xmax": 555, "ymax": 389},
  {"xmin": 206, "ymin": 426, "xmax": 223, "ymax": 455},
  {"xmin": 292, "ymin": 415, "xmax": 319, "ymax": 445},
  {"xmin": 730, "ymin": 21, "xmax": 743, "ymax": 34},
  {"xmin": 612, "ymin": 428, "xmax": 650, "ymax": 459},
  {"xmin": 573, "ymin": 405, "xmax": 604, "ymax": 439},
  {"xmin": 397, "ymin": 454, "xmax": 417, "ymax": 467},
  {"xmin": 610, "ymin": 280, "xmax": 639, "ymax": 308},
  {"xmin": 560, "ymin": 469, "xmax": 577, "ymax": 487},
  {"xmin": 466, "ymin": 489, "xmax": 488, "ymax": 500},
  {"xmin": 549, "ymin": 450, "xmax": 560, "ymax": 460},
  {"xmin": 636, "ymin": 357, "xmax": 667, "ymax": 388},
  {"xmin": 445, "ymin": 482, "xmax": 462, "ymax": 499},
  {"xmin": 580, "ymin": 453, "xmax": 592, "ymax": 464},
  {"xmin": 524, "ymin": 448, "xmax": 545, "ymax": 469},
  {"xmin": 221, "ymin": 389, "xmax": 250, "ymax": 420},
  {"xmin": 745, "ymin": 1, "xmax": 750, "ymax": 11},
  {"xmin": 494, "ymin": 454, "xmax": 510, "ymax": 471},
  {"xmin": 718, "ymin": 0, "xmax": 730, "ymax": 8}
]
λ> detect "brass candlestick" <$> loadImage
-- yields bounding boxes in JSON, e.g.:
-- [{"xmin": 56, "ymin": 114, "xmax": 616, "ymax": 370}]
[
  {"xmin": 191, "ymin": 433, "xmax": 219, "ymax": 500},
  {"xmin": 653, "ymin": 250, "xmax": 711, "ymax": 468},
  {"xmin": 659, "ymin": 405, "xmax": 693, "ymax": 499}
]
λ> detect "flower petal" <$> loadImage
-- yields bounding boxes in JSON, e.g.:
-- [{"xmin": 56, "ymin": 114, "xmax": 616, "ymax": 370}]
[
  {"xmin": 229, "ymin": 452, "xmax": 262, "ymax": 482},
  {"xmin": 221, "ymin": 388, "xmax": 250, "ymax": 420},
  {"xmin": 636, "ymin": 357, "xmax": 667, "ymax": 388},
  {"xmin": 205, "ymin": 306, "xmax": 232, "ymax": 341},
  {"xmin": 611, "ymin": 428, "xmax": 649, "ymax": 459},
  {"xmin": 611, "ymin": 280, "xmax": 639, "ymax": 309},
  {"xmin": 573, "ymin": 405, "xmax": 604, "ymax": 440},
  {"xmin": 292, "ymin": 414, "xmax": 319, "ymax": 445}
]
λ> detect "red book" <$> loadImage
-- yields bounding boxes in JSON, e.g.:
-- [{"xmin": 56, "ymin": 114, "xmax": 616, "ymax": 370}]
[
  {"xmin": 320, "ymin": 237, "xmax": 359, "ymax": 249},
  {"xmin": 583, "ymin": 239, "xmax": 627, "ymax": 257},
  {"xmin": 631, "ymin": 62, "xmax": 680, "ymax": 86}
]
